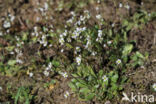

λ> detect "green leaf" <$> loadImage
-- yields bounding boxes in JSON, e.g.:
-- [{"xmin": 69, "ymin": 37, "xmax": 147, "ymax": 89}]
[
  {"xmin": 122, "ymin": 20, "xmax": 129, "ymax": 26},
  {"xmin": 8, "ymin": 60, "xmax": 16, "ymax": 66},
  {"xmin": 66, "ymin": 43, "xmax": 73, "ymax": 49},
  {"xmin": 98, "ymin": 70, "xmax": 104, "ymax": 77},
  {"xmin": 108, "ymin": 71, "xmax": 114, "ymax": 77},
  {"xmin": 111, "ymin": 84, "xmax": 118, "ymax": 91},
  {"xmin": 122, "ymin": 44, "xmax": 133, "ymax": 56},
  {"xmin": 22, "ymin": 33, "xmax": 27, "ymax": 41},
  {"xmin": 52, "ymin": 60, "xmax": 60, "ymax": 67},
  {"xmin": 79, "ymin": 88, "xmax": 90, "ymax": 94},
  {"xmin": 68, "ymin": 82, "xmax": 77, "ymax": 92},
  {"xmin": 76, "ymin": 82, "xmax": 86, "ymax": 88},
  {"xmin": 72, "ymin": 73, "xmax": 79, "ymax": 77},
  {"xmin": 86, "ymin": 93, "xmax": 95, "ymax": 100},
  {"xmin": 111, "ymin": 74, "xmax": 119, "ymax": 83},
  {"xmin": 136, "ymin": 51, "xmax": 144, "ymax": 59},
  {"xmin": 87, "ymin": 66, "xmax": 96, "ymax": 77}
]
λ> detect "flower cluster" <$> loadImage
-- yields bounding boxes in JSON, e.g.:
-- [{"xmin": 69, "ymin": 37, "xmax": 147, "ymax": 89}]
[
  {"xmin": 43, "ymin": 62, "xmax": 52, "ymax": 77},
  {"xmin": 76, "ymin": 55, "xmax": 81, "ymax": 65},
  {"xmin": 60, "ymin": 72, "xmax": 68, "ymax": 78}
]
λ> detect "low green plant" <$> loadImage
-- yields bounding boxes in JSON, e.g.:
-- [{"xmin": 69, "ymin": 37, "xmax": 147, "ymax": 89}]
[
  {"xmin": 12, "ymin": 87, "xmax": 34, "ymax": 104},
  {"xmin": 68, "ymin": 11, "xmax": 153, "ymax": 101},
  {"xmin": 69, "ymin": 65, "xmax": 127, "ymax": 101}
]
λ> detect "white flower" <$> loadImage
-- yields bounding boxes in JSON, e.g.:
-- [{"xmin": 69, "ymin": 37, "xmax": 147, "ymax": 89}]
[
  {"xmin": 152, "ymin": 83, "xmax": 156, "ymax": 91},
  {"xmin": 10, "ymin": 51, "xmax": 14, "ymax": 54},
  {"xmin": 0, "ymin": 86, "xmax": 2, "ymax": 91},
  {"xmin": 96, "ymin": 14, "xmax": 102, "ymax": 20},
  {"xmin": 36, "ymin": 17, "xmax": 40, "ymax": 22},
  {"xmin": 29, "ymin": 72, "xmax": 33, "ymax": 77},
  {"xmin": 3, "ymin": 20, "xmax": 11, "ymax": 28},
  {"xmin": 97, "ymin": 0, "xmax": 101, "ymax": 3},
  {"xmin": 64, "ymin": 91, "xmax": 70, "ymax": 98},
  {"xmin": 76, "ymin": 47, "xmax": 81, "ymax": 53},
  {"xmin": 34, "ymin": 26, "xmax": 38, "ymax": 32},
  {"xmin": 61, "ymin": 72, "xmax": 68, "ymax": 78},
  {"xmin": 44, "ymin": 2, "xmax": 49, "ymax": 10},
  {"xmin": 43, "ymin": 70, "xmax": 49, "ymax": 76},
  {"xmin": 125, "ymin": 4, "xmax": 130, "ymax": 10},
  {"xmin": 102, "ymin": 75, "xmax": 108, "ymax": 82},
  {"xmin": 91, "ymin": 51, "xmax": 97, "ymax": 56},
  {"xmin": 119, "ymin": 3, "xmax": 123, "ymax": 8},
  {"xmin": 67, "ymin": 18, "xmax": 73, "ymax": 23},
  {"xmin": 16, "ymin": 59, "xmax": 23, "ymax": 64},
  {"xmin": 116, "ymin": 59, "xmax": 122, "ymax": 65},
  {"xmin": 107, "ymin": 41, "xmax": 112, "ymax": 45},
  {"xmin": 96, "ymin": 38, "xmax": 99, "ymax": 42},
  {"xmin": 59, "ymin": 37, "xmax": 65, "ymax": 45},
  {"xmin": 48, "ymin": 63, "xmax": 52, "ymax": 69},
  {"xmin": 10, "ymin": 15, "xmax": 15, "ymax": 22},
  {"xmin": 76, "ymin": 55, "xmax": 81, "ymax": 65},
  {"xmin": 71, "ymin": 11, "xmax": 75, "ymax": 16},
  {"xmin": 61, "ymin": 49, "xmax": 64, "ymax": 52},
  {"xmin": 98, "ymin": 30, "xmax": 102, "ymax": 38},
  {"xmin": 8, "ymin": 14, "xmax": 15, "ymax": 22},
  {"xmin": 148, "ymin": 13, "xmax": 151, "ymax": 17},
  {"xmin": 112, "ymin": 23, "xmax": 115, "ymax": 27},
  {"xmin": 103, "ymin": 44, "xmax": 107, "ymax": 47},
  {"xmin": 141, "ymin": 2, "xmax": 144, "ymax": 5}
]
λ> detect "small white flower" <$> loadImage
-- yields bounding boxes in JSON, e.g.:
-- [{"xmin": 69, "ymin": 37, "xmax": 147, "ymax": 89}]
[
  {"xmin": 76, "ymin": 47, "xmax": 81, "ymax": 53},
  {"xmin": 44, "ymin": 2, "xmax": 49, "ymax": 10},
  {"xmin": 125, "ymin": 4, "xmax": 130, "ymax": 10},
  {"xmin": 29, "ymin": 72, "xmax": 33, "ymax": 77},
  {"xmin": 148, "ymin": 13, "xmax": 151, "ymax": 17},
  {"xmin": 48, "ymin": 63, "xmax": 52, "ymax": 69},
  {"xmin": 96, "ymin": 14, "xmax": 102, "ymax": 20},
  {"xmin": 0, "ymin": 86, "xmax": 2, "ymax": 91},
  {"xmin": 49, "ymin": 44, "xmax": 53, "ymax": 47},
  {"xmin": 59, "ymin": 37, "xmax": 65, "ymax": 45},
  {"xmin": 61, "ymin": 49, "xmax": 64, "ymax": 52},
  {"xmin": 98, "ymin": 30, "xmax": 102, "ymax": 38},
  {"xmin": 91, "ymin": 51, "xmax": 97, "ymax": 56},
  {"xmin": 96, "ymin": 38, "xmax": 99, "ymax": 42},
  {"xmin": 10, "ymin": 15, "xmax": 15, "ymax": 22},
  {"xmin": 152, "ymin": 83, "xmax": 156, "ymax": 91},
  {"xmin": 8, "ymin": 14, "xmax": 15, "ymax": 22},
  {"xmin": 3, "ymin": 20, "xmax": 11, "ymax": 28},
  {"xmin": 10, "ymin": 51, "xmax": 14, "ymax": 54},
  {"xmin": 16, "ymin": 59, "xmax": 23, "ymax": 64},
  {"xmin": 61, "ymin": 72, "xmax": 68, "ymax": 78},
  {"xmin": 107, "ymin": 41, "xmax": 112, "ymax": 45},
  {"xmin": 102, "ymin": 75, "xmax": 108, "ymax": 82},
  {"xmin": 76, "ymin": 55, "xmax": 81, "ymax": 65},
  {"xmin": 112, "ymin": 23, "xmax": 115, "ymax": 27},
  {"xmin": 119, "ymin": 3, "xmax": 123, "ymax": 8},
  {"xmin": 97, "ymin": 0, "xmax": 101, "ymax": 3},
  {"xmin": 71, "ymin": 11, "xmax": 75, "ymax": 16},
  {"xmin": 43, "ymin": 70, "xmax": 49, "ymax": 76},
  {"xmin": 64, "ymin": 91, "xmax": 70, "ymax": 98},
  {"xmin": 116, "ymin": 59, "xmax": 122, "ymax": 65},
  {"xmin": 103, "ymin": 44, "xmax": 107, "ymax": 47}
]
